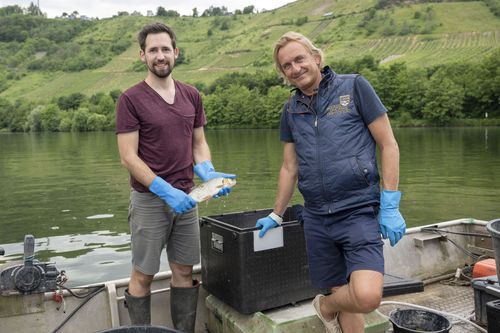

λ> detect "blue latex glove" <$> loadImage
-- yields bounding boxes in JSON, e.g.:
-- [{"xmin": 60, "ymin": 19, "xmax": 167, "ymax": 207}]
[
  {"xmin": 256, "ymin": 215, "xmax": 279, "ymax": 238},
  {"xmin": 194, "ymin": 161, "xmax": 236, "ymax": 198},
  {"xmin": 149, "ymin": 176, "xmax": 196, "ymax": 214},
  {"xmin": 379, "ymin": 190, "xmax": 406, "ymax": 247}
]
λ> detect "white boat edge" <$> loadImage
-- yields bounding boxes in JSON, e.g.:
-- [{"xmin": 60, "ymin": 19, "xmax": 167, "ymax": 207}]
[{"xmin": 0, "ymin": 217, "xmax": 493, "ymax": 333}]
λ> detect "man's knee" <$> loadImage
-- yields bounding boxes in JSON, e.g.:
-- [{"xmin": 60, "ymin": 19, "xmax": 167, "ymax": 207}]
[
  {"xmin": 170, "ymin": 262, "xmax": 193, "ymax": 286},
  {"xmin": 351, "ymin": 284, "xmax": 382, "ymax": 313},
  {"xmin": 129, "ymin": 269, "xmax": 154, "ymax": 296}
]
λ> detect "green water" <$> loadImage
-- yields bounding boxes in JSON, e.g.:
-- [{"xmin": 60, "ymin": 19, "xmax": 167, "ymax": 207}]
[{"xmin": 0, "ymin": 128, "xmax": 499, "ymax": 285}]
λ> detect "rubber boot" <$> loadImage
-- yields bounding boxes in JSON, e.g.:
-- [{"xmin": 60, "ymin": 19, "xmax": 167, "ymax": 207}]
[
  {"xmin": 124, "ymin": 288, "xmax": 151, "ymax": 325},
  {"xmin": 170, "ymin": 280, "xmax": 200, "ymax": 333}
]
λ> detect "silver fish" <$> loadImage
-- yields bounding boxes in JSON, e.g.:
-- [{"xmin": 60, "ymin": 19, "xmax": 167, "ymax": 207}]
[{"xmin": 189, "ymin": 178, "xmax": 237, "ymax": 202}]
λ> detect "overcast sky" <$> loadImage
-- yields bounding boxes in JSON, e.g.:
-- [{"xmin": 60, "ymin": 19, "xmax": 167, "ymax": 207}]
[{"xmin": 0, "ymin": 0, "xmax": 294, "ymax": 18}]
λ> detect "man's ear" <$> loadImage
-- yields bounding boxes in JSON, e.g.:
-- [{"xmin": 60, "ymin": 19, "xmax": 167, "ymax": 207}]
[
  {"xmin": 174, "ymin": 47, "xmax": 179, "ymax": 59},
  {"xmin": 313, "ymin": 53, "xmax": 321, "ymax": 67},
  {"xmin": 139, "ymin": 49, "xmax": 146, "ymax": 63}
]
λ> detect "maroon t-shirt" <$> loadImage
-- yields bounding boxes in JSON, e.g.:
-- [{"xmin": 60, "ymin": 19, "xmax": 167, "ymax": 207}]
[{"xmin": 115, "ymin": 80, "xmax": 207, "ymax": 193}]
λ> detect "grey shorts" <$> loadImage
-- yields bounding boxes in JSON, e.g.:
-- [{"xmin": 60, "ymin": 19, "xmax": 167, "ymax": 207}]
[{"xmin": 128, "ymin": 190, "xmax": 200, "ymax": 275}]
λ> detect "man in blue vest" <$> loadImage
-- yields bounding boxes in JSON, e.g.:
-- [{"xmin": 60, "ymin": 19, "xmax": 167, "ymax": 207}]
[{"xmin": 256, "ymin": 32, "xmax": 406, "ymax": 333}]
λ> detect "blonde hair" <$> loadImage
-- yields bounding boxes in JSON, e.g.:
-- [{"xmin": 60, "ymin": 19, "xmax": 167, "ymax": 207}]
[{"xmin": 273, "ymin": 31, "xmax": 325, "ymax": 83}]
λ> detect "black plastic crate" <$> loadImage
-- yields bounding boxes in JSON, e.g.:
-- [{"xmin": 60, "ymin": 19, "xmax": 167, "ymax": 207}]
[
  {"xmin": 487, "ymin": 299, "xmax": 500, "ymax": 333},
  {"xmin": 200, "ymin": 207, "xmax": 319, "ymax": 314},
  {"xmin": 472, "ymin": 275, "xmax": 500, "ymax": 326}
]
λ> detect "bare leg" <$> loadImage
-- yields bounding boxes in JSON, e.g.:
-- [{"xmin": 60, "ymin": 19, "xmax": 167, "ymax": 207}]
[
  {"xmin": 320, "ymin": 270, "xmax": 383, "ymax": 333},
  {"xmin": 128, "ymin": 268, "xmax": 154, "ymax": 296},
  {"xmin": 169, "ymin": 261, "xmax": 194, "ymax": 287}
]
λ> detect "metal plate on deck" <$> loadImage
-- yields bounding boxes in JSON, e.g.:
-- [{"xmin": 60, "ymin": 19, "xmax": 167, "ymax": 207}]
[
  {"xmin": 384, "ymin": 273, "xmax": 424, "ymax": 297},
  {"xmin": 0, "ymin": 293, "xmax": 44, "ymax": 317}
]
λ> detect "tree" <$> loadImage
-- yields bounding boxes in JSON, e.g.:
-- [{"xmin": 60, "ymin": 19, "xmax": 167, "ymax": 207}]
[
  {"xmin": 423, "ymin": 70, "xmax": 465, "ymax": 124},
  {"xmin": 156, "ymin": 7, "xmax": 179, "ymax": 17},
  {"xmin": 57, "ymin": 93, "xmax": 86, "ymax": 110},
  {"xmin": 202, "ymin": 6, "xmax": 229, "ymax": 17},
  {"xmin": 0, "ymin": 5, "xmax": 23, "ymax": 16},
  {"xmin": 192, "ymin": 7, "xmax": 198, "ymax": 17},
  {"xmin": 27, "ymin": 2, "xmax": 43, "ymax": 16},
  {"xmin": 40, "ymin": 104, "xmax": 62, "ymax": 131},
  {"xmin": 243, "ymin": 6, "xmax": 255, "ymax": 14},
  {"xmin": 156, "ymin": 7, "xmax": 167, "ymax": 16}
]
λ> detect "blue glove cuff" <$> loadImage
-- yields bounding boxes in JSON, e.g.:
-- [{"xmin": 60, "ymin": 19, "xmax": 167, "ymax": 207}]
[
  {"xmin": 380, "ymin": 190, "xmax": 401, "ymax": 209},
  {"xmin": 149, "ymin": 176, "xmax": 172, "ymax": 195},
  {"xmin": 194, "ymin": 161, "xmax": 214, "ymax": 181}
]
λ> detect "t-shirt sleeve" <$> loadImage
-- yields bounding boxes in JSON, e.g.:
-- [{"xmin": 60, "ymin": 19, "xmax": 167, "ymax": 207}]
[
  {"xmin": 279, "ymin": 103, "xmax": 294, "ymax": 142},
  {"xmin": 354, "ymin": 75, "xmax": 387, "ymax": 126},
  {"xmin": 115, "ymin": 93, "xmax": 140, "ymax": 134},
  {"xmin": 193, "ymin": 90, "xmax": 207, "ymax": 128}
]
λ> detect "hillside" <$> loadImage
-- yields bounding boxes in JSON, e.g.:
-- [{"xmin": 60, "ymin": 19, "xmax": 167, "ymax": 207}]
[{"xmin": 0, "ymin": 0, "xmax": 499, "ymax": 101}]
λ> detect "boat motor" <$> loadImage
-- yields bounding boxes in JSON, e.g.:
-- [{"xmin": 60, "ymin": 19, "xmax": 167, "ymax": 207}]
[{"xmin": 0, "ymin": 235, "xmax": 59, "ymax": 295}]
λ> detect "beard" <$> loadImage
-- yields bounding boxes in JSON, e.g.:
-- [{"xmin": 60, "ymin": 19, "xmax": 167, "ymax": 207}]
[{"xmin": 147, "ymin": 60, "xmax": 174, "ymax": 78}]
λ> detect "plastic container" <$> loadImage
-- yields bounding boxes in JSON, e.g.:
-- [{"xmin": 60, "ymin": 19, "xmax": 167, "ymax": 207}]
[
  {"xmin": 487, "ymin": 299, "xmax": 500, "ymax": 333},
  {"xmin": 389, "ymin": 309, "xmax": 452, "ymax": 333},
  {"xmin": 486, "ymin": 219, "xmax": 500, "ymax": 281},
  {"xmin": 472, "ymin": 275, "xmax": 500, "ymax": 325},
  {"xmin": 96, "ymin": 326, "xmax": 180, "ymax": 333},
  {"xmin": 200, "ymin": 207, "xmax": 318, "ymax": 314}
]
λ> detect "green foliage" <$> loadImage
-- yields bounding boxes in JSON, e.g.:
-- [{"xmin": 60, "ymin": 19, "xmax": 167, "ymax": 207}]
[
  {"xmin": 295, "ymin": 16, "xmax": 309, "ymax": 26},
  {"xmin": 57, "ymin": 93, "xmax": 86, "ymax": 110},
  {"xmin": 423, "ymin": 71, "xmax": 465, "ymax": 124},
  {"xmin": 0, "ymin": 5, "xmax": 23, "ymax": 16},
  {"xmin": 40, "ymin": 104, "xmax": 62, "ymax": 131},
  {"xmin": 484, "ymin": 0, "xmax": 500, "ymax": 16},
  {"xmin": 243, "ymin": 6, "xmax": 255, "ymax": 15},
  {"xmin": 0, "ymin": 0, "xmax": 498, "ymax": 131},
  {"xmin": 202, "ymin": 6, "xmax": 229, "ymax": 17},
  {"xmin": 156, "ymin": 7, "xmax": 180, "ymax": 17}
]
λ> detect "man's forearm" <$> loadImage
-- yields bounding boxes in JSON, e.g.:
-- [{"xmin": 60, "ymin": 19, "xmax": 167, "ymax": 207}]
[
  {"xmin": 273, "ymin": 166, "xmax": 297, "ymax": 216},
  {"xmin": 380, "ymin": 142, "xmax": 400, "ymax": 191}
]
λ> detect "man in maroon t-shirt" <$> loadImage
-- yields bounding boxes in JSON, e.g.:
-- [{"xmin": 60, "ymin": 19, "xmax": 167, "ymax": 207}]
[{"xmin": 116, "ymin": 23, "xmax": 235, "ymax": 332}]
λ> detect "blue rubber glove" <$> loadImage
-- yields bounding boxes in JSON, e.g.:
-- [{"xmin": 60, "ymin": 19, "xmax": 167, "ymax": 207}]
[
  {"xmin": 149, "ymin": 176, "xmax": 196, "ymax": 214},
  {"xmin": 256, "ymin": 215, "xmax": 280, "ymax": 238},
  {"xmin": 194, "ymin": 161, "xmax": 236, "ymax": 198},
  {"xmin": 379, "ymin": 190, "xmax": 406, "ymax": 247}
]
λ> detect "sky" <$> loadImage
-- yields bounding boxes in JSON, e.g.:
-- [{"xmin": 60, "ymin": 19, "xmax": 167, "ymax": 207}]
[{"xmin": 0, "ymin": 0, "xmax": 294, "ymax": 18}]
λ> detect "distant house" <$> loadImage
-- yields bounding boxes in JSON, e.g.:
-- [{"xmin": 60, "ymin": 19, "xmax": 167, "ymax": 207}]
[{"xmin": 147, "ymin": 10, "xmax": 154, "ymax": 17}]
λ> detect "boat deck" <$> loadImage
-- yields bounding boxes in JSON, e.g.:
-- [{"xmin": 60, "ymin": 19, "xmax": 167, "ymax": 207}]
[{"xmin": 378, "ymin": 280, "xmax": 483, "ymax": 333}]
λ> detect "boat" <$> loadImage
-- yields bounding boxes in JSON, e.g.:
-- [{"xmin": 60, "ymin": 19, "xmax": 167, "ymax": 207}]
[{"xmin": 0, "ymin": 217, "xmax": 496, "ymax": 333}]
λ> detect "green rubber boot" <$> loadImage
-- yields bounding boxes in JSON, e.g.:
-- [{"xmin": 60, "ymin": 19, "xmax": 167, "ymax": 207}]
[
  {"xmin": 170, "ymin": 280, "xmax": 200, "ymax": 333},
  {"xmin": 124, "ymin": 288, "xmax": 151, "ymax": 325}
]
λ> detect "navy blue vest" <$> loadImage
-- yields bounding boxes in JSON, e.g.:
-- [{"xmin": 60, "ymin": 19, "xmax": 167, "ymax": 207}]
[{"xmin": 285, "ymin": 68, "xmax": 380, "ymax": 214}]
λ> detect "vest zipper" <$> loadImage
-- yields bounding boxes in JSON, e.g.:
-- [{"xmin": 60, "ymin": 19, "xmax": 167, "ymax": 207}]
[{"xmin": 299, "ymin": 95, "xmax": 328, "ymax": 211}]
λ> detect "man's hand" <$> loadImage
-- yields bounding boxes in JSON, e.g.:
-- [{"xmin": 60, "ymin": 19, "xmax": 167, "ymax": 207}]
[
  {"xmin": 379, "ymin": 190, "xmax": 406, "ymax": 246},
  {"xmin": 149, "ymin": 176, "xmax": 196, "ymax": 214},
  {"xmin": 194, "ymin": 161, "xmax": 236, "ymax": 197},
  {"xmin": 255, "ymin": 213, "xmax": 282, "ymax": 238}
]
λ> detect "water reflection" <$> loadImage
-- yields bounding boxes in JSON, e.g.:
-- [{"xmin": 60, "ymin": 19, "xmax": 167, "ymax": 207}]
[
  {"xmin": 0, "ymin": 231, "xmax": 148, "ymax": 287},
  {"xmin": 1, "ymin": 128, "xmax": 499, "ymax": 285}
]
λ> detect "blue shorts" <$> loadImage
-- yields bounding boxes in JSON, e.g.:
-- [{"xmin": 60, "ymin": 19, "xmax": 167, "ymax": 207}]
[{"xmin": 303, "ymin": 205, "xmax": 384, "ymax": 289}]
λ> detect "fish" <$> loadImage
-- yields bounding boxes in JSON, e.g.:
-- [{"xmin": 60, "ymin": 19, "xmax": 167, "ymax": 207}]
[{"xmin": 189, "ymin": 177, "xmax": 237, "ymax": 202}]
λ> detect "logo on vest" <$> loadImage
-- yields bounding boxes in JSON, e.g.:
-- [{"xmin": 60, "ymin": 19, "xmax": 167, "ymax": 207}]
[{"xmin": 327, "ymin": 95, "xmax": 351, "ymax": 117}]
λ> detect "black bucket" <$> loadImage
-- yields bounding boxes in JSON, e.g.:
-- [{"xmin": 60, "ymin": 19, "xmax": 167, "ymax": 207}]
[
  {"xmin": 486, "ymin": 219, "xmax": 500, "ymax": 281},
  {"xmin": 95, "ymin": 325, "xmax": 181, "ymax": 333},
  {"xmin": 389, "ymin": 309, "xmax": 452, "ymax": 333}
]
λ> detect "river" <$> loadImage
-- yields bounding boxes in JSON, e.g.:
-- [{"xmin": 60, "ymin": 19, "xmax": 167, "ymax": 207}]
[{"xmin": 0, "ymin": 127, "xmax": 499, "ymax": 286}]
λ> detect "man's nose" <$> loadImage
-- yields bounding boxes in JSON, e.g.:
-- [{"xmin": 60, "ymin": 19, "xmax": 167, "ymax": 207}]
[{"xmin": 291, "ymin": 62, "xmax": 301, "ymax": 72}]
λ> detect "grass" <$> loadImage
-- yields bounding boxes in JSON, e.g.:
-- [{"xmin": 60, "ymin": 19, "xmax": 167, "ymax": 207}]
[{"xmin": 0, "ymin": 0, "xmax": 498, "ymax": 101}]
